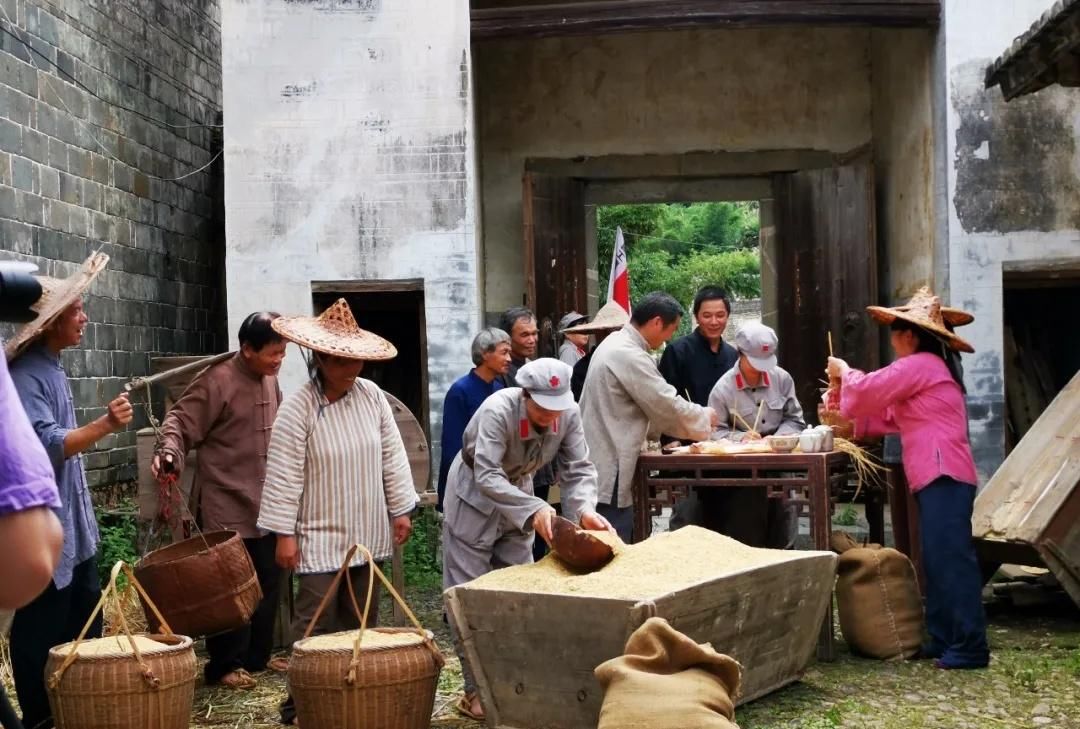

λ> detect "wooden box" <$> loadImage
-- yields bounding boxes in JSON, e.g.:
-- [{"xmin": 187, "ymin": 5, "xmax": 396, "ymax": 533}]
[{"xmin": 446, "ymin": 549, "xmax": 837, "ymax": 729}]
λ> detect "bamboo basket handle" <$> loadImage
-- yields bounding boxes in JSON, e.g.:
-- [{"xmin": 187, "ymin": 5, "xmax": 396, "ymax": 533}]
[
  {"xmin": 49, "ymin": 561, "xmax": 161, "ymax": 690},
  {"xmin": 302, "ymin": 544, "xmax": 358, "ymax": 640},
  {"xmin": 345, "ymin": 544, "xmax": 428, "ymax": 685},
  {"xmin": 120, "ymin": 563, "xmax": 175, "ymax": 636}
]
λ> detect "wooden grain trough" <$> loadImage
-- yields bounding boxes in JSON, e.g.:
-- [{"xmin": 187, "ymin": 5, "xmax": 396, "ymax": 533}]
[{"xmin": 446, "ymin": 545, "xmax": 836, "ymax": 729}]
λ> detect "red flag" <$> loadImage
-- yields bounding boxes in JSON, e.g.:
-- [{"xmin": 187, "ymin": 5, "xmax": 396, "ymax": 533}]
[{"xmin": 607, "ymin": 226, "xmax": 630, "ymax": 312}]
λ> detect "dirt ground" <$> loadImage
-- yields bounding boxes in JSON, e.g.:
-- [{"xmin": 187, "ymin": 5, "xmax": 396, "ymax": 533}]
[
  {"xmin": 194, "ymin": 581, "xmax": 1080, "ymax": 729},
  {"xmin": 4, "ymin": 581, "xmax": 1077, "ymax": 729}
]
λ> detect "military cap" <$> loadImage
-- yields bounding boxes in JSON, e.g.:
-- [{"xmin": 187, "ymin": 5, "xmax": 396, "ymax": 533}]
[{"xmin": 516, "ymin": 358, "xmax": 575, "ymax": 411}]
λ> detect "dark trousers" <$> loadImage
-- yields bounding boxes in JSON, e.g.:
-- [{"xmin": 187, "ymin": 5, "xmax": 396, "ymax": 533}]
[
  {"xmin": 596, "ymin": 500, "xmax": 634, "ymax": 544},
  {"xmin": 204, "ymin": 534, "xmax": 284, "ymax": 683},
  {"xmin": 281, "ymin": 563, "xmax": 382, "ymax": 725},
  {"xmin": 11, "ymin": 557, "xmax": 102, "ymax": 729},
  {"xmin": 691, "ymin": 487, "xmax": 789, "ymax": 548},
  {"xmin": 917, "ymin": 478, "xmax": 990, "ymax": 668}
]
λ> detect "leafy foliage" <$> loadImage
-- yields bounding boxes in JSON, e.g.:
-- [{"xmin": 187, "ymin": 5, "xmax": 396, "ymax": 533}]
[
  {"xmin": 97, "ymin": 506, "xmax": 139, "ymax": 587},
  {"xmin": 398, "ymin": 507, "xmax": 442, "ymax": 589},
  {"xmin": 596, "ymin": 202, "xmax": 762, "ymax": 337}
]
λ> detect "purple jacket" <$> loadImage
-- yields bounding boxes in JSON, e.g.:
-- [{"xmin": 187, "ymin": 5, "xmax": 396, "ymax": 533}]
[
  {"xmin": 0, "ymin": 345, "xmax": 60, "ymax": 516},
  {"xmin": 840, "ymin": 352, "xmax": 978, "ymax": 492}
]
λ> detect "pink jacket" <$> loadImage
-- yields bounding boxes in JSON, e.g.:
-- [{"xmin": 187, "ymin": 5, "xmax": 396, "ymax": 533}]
[{"xmin": 840, "ymin": 352, "xmax": 978, "ymax": 492}]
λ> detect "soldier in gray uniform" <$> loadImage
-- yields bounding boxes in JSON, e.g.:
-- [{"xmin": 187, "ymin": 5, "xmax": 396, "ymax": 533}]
[
  {"xmin": 708, "ymin": 322, "xmax": 805, "ymax": 441},
  {"xmin": 442, "ymin": 358, "xmax": 612, "ymax": 721},
  {"xmin": 704, "ymin": 322, "xmax": 806, "ymax": 547}
]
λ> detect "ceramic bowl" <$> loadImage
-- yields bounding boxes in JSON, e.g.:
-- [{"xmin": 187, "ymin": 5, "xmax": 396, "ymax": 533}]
[{"xmin": 766, "ymin": 434, "xmax": 799, "ymax": 453}]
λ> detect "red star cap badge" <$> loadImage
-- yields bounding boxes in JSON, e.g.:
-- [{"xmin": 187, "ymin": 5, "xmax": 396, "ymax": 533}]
[
  {"xmin": 550, "ymin": 375, "xmax": 560, "ymax": 388},
  {"xmin": 762, "ymin": 344, "xmax": 770, "ymax": 352}
]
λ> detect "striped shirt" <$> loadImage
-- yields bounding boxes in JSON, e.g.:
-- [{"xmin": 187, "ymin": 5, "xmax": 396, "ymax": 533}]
[{"xmin": 257, "ymin": 378, "xmax": 417, "ymax": 574}]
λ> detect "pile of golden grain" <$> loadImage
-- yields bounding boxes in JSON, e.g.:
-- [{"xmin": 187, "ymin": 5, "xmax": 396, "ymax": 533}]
[
  {"xmin": 297, "ymin": 630, "xmax": 426, "ymax": 651},
  {"xmin": 468, "ymin": 526, "xmax": 805, "ymax": 599},
  {"xmin": 56, "ymin": 635, "xmax": 171, "ymax": 657}
]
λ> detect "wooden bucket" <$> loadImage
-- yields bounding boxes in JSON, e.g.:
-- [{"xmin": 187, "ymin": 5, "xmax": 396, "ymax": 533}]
[
  {"xmin": 290, "ymin": 545, "xmax": 444, "ymax": 729},
  {"xmin": 134, "ymin": 530, "xmax": 262, "ymax": 637},
  {"xmin": 47, "ymin": 562, "xmax": 197, "ymax": 729}
]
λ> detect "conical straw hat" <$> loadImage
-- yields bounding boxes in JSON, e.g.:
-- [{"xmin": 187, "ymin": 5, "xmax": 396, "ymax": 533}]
[
  {"xmin": 5, "ymin": 252, "xmax": 109, "ymax": 361},
  {"xmin": 866, "ymin": 287, "xmax": 974, "ymax": 353},
  {"xmin": 892, "ymin": 302, "xmax": 974, "ymax": 328},
  {"xmin": 272, "ymin": 298, "xmax": 397, "ymax": 361},
  {"xmin": 561, "ymin": 301, "xmax": 630, "ymax": 334}
]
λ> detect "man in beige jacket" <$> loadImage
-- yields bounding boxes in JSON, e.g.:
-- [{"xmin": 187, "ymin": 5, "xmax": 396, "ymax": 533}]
[{"xmin": 579, "ymin": 292, "xmax": 718, "ymax": 541}]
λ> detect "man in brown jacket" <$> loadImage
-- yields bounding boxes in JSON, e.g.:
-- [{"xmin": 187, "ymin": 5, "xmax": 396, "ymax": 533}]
[{"xmin": 152, "ymin": 312, "xmax": 287, "ymax": 689}]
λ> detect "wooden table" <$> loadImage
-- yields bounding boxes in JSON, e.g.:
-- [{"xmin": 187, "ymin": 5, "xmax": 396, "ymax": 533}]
[{"xmin": 632, "ymin": 450, "xmax": 854, "ymax": 661}]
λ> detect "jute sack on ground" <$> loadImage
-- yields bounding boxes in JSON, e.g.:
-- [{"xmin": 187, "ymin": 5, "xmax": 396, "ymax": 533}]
[
  {"xmin": 834, "ymin": 542, "xmax": 923, "ymax": 660},
  {"xmin": 594, "ymin": 617, "xmax": 742, "ymax": 729}
]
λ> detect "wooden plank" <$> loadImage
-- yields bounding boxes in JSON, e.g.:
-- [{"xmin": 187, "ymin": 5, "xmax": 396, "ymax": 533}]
[
  {"xmin": 651, "ymin": 553, "xmax": 836, "ymax": 703},
  {"xmin": 310, "ymin": 278, "xmax": 424, "ymax": 293},
  {"xmin": 446, "ymin": 588, "xmax": 649, "ymax": 728},
  {"xmin": 773, "ymin": 165, "xmax": 878, "ymax": 422},
  {"xmin": 473, "ymin": 1, "xmax": 940, "ymax": 39},
  {"xmin": 973, "ymin": 369, "xmax": 1080, "ymax": 542}
]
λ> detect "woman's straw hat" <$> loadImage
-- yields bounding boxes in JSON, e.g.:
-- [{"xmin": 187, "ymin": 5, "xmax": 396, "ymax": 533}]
[
  {"xmin": 866, "ymin": 287, "xmax": 975, "ymax": 353},
  {"xmin": 272, "ymin": 298, "xmax": 397, "ymax": 361},
  {"xmin": 561, "ymin": 301, "xmax": 630, "ymax": 334},
  {"xmin": 893, "ymin": 302, "xmax": 974, "ymax": 328},
  {"xmin": 4, "ymin": 252, "xmax": 109, "ymax": 361}
]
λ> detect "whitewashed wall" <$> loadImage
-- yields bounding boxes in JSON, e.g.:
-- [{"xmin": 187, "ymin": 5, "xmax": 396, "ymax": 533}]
[
  {"xmin": 944, "ymin": 0, "xmax": 1080, "ymax": 481},
  {"xmin": 221, "ymin": 0, "xmax": 479, "ymax": 479}
]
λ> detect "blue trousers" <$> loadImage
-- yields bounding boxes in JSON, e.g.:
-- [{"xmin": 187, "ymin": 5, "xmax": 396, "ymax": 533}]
[{"xmin": 916, "ymin": 478, "xmax": 990, "ymax": 668}]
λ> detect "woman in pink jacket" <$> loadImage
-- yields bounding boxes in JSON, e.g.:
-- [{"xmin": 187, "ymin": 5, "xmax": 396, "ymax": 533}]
[{"xmin": 826, "ymin": 287, "xmax": 989, "ymax": 670}]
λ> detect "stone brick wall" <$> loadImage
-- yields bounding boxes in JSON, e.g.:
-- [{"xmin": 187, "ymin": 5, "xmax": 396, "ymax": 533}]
[{"xmin": 0, "ymin": 0, "xmax": 225, "ymax": 489}]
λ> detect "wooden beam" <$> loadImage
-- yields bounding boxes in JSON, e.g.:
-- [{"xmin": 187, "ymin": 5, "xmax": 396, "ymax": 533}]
[
  {"xmin": 988, "ymin": 4, "xmax": 1080, "ymax": 100},
  {"xmin": 310, "ymin": 278, "xmax": 425, "ymax": 293},
  {"xmin": 472, "ymin": 0, "xmax": 940, "ymax": 40}
]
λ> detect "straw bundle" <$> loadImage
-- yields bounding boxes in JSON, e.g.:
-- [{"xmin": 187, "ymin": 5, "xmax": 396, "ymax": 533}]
[{"xmin": 835, "ymin": 437, "xmax": 887, "ymax": 499}]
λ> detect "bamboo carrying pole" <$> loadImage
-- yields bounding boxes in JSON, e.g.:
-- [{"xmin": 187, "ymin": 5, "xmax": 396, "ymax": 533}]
[
  {"xmin": 123, "ymin": 351, "xmax": 235, "ymax": 393},
  {"xmin": 828, "ymin": 331, "xmax": 834, "ymax": 358}
]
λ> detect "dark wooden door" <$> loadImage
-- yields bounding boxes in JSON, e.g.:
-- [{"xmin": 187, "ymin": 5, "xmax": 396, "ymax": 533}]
[
  {"xmin": 773, "ymin": 165, "xmax": 878, "ymax": 422},
  {"xmin": 523, "ymin": 172, "xmax": 587, "ymax": 357}
]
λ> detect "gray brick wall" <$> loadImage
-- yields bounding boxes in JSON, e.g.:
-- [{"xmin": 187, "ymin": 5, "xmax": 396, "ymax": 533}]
[{"xmin": 0, "ymin": 0, "xmax": 224, "ymax": 489}]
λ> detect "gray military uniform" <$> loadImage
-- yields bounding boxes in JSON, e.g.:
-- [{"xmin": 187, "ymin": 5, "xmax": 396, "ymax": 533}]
[
  {"xmin": 708, "ymin": 365, "xmax": 805, "ymax": 440},
  {"xmin": 442, "ymin": 387, "xmax": 598, "ymax": 588}
]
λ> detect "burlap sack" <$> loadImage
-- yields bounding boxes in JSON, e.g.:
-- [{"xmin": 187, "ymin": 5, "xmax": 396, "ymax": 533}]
[
  {"xmin": 835, "ymin": 544, "xmax": 924, "ymax": 660},
  {"xmin": 594, "ymin": 617, "xmax": 742, "ymax": 729}
]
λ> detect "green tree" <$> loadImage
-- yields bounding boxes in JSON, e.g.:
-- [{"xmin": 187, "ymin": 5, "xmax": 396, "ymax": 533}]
[{"xmin": 596, "ymin": 202, "xmax": 761, "ymax": 327}]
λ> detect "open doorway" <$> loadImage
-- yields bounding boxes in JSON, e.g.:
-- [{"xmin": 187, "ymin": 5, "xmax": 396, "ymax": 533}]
[
  {"xmin": 591, "ymin": 201, "xmax": 764, "ymax": 341},
  {"xmin": 311, "ymin": 280, "xmax": 431, "ymax": 441},
  {"xmin": 1002, "ymin": 271, "xmax": 1080, "ymax": 453}
]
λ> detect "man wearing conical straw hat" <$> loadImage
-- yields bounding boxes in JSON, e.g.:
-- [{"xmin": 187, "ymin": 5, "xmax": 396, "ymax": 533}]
[
  {"xmin": 825, "ymin": 286, "xmax": 989, "ymax": 670},
  {"xmin": 6, "ymin": 252, "xmax": 135, "ymax": 729},
  {"xmin": 256, "ymin": 298, "xmax": 418, "ymax": 726}
]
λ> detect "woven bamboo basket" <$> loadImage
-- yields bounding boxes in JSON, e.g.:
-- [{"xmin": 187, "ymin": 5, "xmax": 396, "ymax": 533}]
[
  {"xmin": 134, "ymin": 529, "xmax": 261, "ymax": 637},
  {"xmin": 289, "ymin": 545, "xmax": 444, "ymax": 729},
  {"xmin": 47, "ymin": 562, "xmax": 197, "ymax": 729}
]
